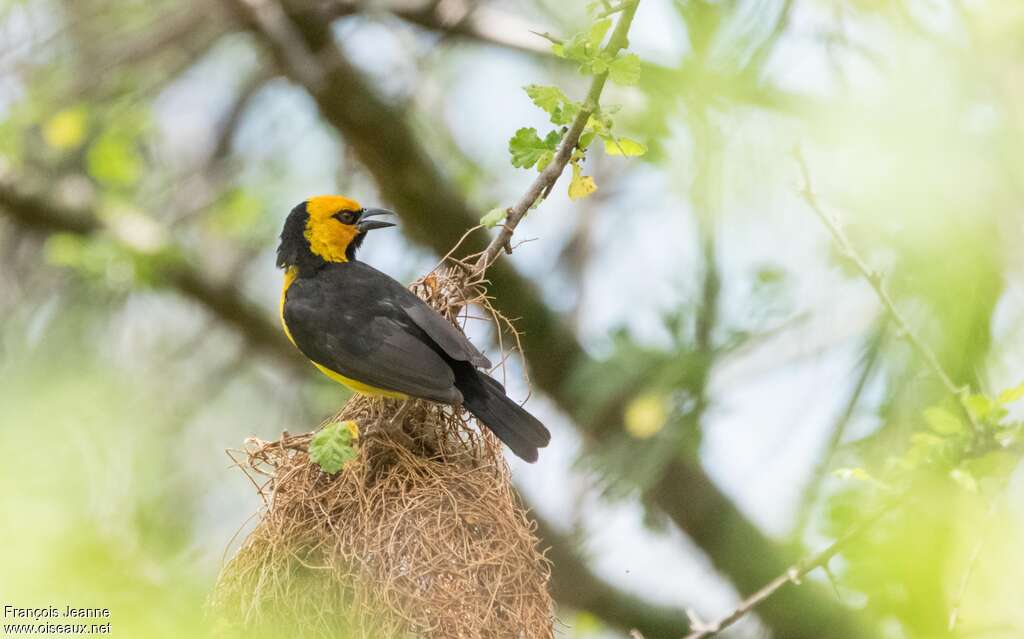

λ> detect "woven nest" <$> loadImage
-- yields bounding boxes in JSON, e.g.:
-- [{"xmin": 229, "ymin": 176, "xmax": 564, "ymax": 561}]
[{"xmin": 211, "ymin": 260, "xmax": 555, "ymax": 639}]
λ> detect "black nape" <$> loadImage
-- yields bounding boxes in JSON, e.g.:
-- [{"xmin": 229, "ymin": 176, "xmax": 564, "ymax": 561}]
[{"xmin": 277, "ymin": 201, "xmax": 327, "ymax": 273}]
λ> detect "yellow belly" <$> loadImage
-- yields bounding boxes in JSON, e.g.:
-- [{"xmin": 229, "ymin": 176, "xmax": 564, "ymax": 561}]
[
  {"xmin": 312, "ymin": 363, "xmax": 409, "ymax": 399},
  {"xmin": 281, "ymin": 268, "xmax": 407, "ymax": 399}
]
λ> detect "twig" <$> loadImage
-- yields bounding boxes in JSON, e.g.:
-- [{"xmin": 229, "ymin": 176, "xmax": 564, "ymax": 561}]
[
  {"xmin": 793, "ymin": 147, "xmax": 981, "ymax": 433},
  {"xmin": 948, "ymin": 498, "xmax": 998, "ymax": 631},
  {"xmin": 471, "ymin": 0, "xmax": 642, "ymax": 277},
  {"xmin": 682, "ymin": 501, "xmax": 898, "ymax": 639},
  {"xmin": 793, "ymin": 322, "xmax": 884, "ymax": 536}
]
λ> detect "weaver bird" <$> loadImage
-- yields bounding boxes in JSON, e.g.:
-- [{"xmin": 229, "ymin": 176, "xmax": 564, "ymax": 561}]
[{"xmin": 277, "ymin": 196, "xmax": 551, "ymax": 462}]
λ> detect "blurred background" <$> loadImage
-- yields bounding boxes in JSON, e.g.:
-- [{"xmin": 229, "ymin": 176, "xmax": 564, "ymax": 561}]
[{"xmin": 2, "ymin": 0, "xmax": 1024, "ymax": 637}]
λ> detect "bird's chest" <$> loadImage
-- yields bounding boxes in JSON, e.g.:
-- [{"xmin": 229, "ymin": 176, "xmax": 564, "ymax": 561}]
[{"xmin": 280, "ymin": 267, "xmax": 299, "ymax": 346}]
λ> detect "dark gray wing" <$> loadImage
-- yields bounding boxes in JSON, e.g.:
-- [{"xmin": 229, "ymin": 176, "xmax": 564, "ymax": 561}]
[
  {"xmin": 284, "ymin": 279, "xmax": 463, "ymax": 403},
  {"xmin": 401, "ymin": 300, "xmax": 492, "ymax": 369}
]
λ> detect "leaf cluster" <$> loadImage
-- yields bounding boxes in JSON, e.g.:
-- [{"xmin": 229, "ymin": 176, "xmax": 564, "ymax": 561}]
[
  {"xmin": 493, "ymin": 4, "xmax": 647, "ymax": 221},
  {"xmin": 837, "ymin": 383, "xmax": 1024, "ymax": 495}
]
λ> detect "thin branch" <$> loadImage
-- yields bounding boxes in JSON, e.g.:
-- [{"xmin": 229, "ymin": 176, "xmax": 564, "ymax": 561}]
[
  {"xmin": 471, "ymin": 0, "xmax": 642, "ymax": 276},
  {"xmin": 948, "ymin": 499, "xmax": 998, "ymax": 631},
  {"xmin": 683, "ymin": 501, "xmax": 898, "ymax": 639},
  {"xmin": 793, "ymin": 322, "xmax": 884, "ymax": 536},
  {"xmin": 793, "ymin": 147, "xmax": 981, "ymax": 433}
]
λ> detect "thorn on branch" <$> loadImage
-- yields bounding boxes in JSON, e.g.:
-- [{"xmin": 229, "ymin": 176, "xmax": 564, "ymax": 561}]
[{"xmin": 530, "ymin": 30, "xmax": 563, "ymax": 45}]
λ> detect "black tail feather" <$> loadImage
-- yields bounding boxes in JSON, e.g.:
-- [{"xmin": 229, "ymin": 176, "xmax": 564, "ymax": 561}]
[{"xmin": 456, "ymin": 368, "xmax": 550, "ymax": 462}]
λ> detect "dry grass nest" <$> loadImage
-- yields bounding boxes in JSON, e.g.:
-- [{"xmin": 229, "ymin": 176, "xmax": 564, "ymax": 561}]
[{"xmin": 211, "ymin": 258, "xmax": 555, "ymax": 639}]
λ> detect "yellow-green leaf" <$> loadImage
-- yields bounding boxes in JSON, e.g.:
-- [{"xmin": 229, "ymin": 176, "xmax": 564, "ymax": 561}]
[
  {"xmin": 924, "ymin": 407, "xmax": 963, "ymax": 435},
  {"xmin": 43, "ymin": 107, "xmax": 88, "ymax": 150},
  {"xmin": 624, "ymin": 392, "xmax": 668, "ymax": 439},
  {"xmin": 833, "ymin": 467, "xmax": 872, "ymax": 482},
  {"xmin": 480, "ymin": 207, "xmax": 507, "ymax": 229},
  {"xmin": 587, "ymin": 18, "xmax": 612, "ymax": 48},
  {"xmin": 309, "ymin": 420, "xmax": 358, "ymax": 474},
  {"xmin": 998, "ymin": 383, "xmax": 1024, "ymax": 405},
  {"xmin": 568, "ymin": 162, "xmax": 597, "ymax": 200},
  {"xmin": 950, "ymin": 468, "xmax": 978, "ymax": 493},
  {"xmin": 608, "ymin": 53, "xmax": 642, "ymax": 85},
  {"xmin": 603, "ymin": 136, "xmax": 647, "ymax": 157},
  {"xmin": 964, "ymin": 393, "xmax": 994, "ymax": 420}
]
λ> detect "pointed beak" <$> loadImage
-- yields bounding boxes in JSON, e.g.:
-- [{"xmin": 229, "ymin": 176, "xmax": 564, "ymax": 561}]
[{"xmin": 357, "ymin": 208, "xmax": 396, "ymax": 232}]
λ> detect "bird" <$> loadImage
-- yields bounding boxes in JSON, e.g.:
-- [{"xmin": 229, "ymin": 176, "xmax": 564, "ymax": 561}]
[{"xmin": 276, "ymin": 195, "xmax": 551, "ymax": 462}]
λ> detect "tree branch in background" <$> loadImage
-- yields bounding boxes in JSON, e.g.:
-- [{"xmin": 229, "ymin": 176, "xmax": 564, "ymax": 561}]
[
  {"xmin": 210, "ymin": 67, "xmax": 277, "ymax": 163},
  {"xmin": 795, "ymin": 149, "xmax": 981, "ymax": 432},
  {"xmin": 792, "ymin": 323, "xmax": 884, "ymax": 537},
  {"xmin": 317, "ymin": 0, "xmax": 553, "ymax": 56},
  {"xmin": 218, "ymin": 3, "xmax": 875, "ymax": 637},
  {"xmin": 0, "ymin": 173, "xmax": 303, "ymax": 371},
  {"xmin": 682, "ymin": 501, "xmax": 898, "ymax": 639},
  {"xmin": 472, "ymin": 0, "xmax": 640, "ymax": 275},
  {"xmin": 679, "ymin": 149, "xmax": 1003, "ymax": 638},
  {"xmin": 0, "ymin": 170, "xmax": 690, "ymax": 639}
]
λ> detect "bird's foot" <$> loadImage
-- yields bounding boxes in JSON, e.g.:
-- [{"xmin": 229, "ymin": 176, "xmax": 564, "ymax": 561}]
[{"xmin": 376, "ymin": 400, "xmax": 414, "ymax": 450}]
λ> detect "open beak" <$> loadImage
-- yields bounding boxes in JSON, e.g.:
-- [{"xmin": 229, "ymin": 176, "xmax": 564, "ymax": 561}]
[{"xmin": 357, "ymin": 208, "xmax": 396, "ymax": 232}]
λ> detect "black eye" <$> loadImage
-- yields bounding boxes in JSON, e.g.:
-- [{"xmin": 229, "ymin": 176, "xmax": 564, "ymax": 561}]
[{"xmin": 335, "ymin": 210, "xmax": 357, "ymax": 225}]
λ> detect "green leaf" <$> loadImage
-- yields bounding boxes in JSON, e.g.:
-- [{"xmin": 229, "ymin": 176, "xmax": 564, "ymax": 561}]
[
  {"xmin": 964, "ymin": 393, "xmax": 995, "ymax": 420},
  {"xmin": 998, "ymin": 383, "xmax": 1024, "ymax": 405},
  {"xmin": 87, "ymin": 130, "xmax": 142, "ymax": 187},
  {"xmin": 524, "ymin": 84, "xmax": 567, "ymax": 113},
  {"xmin": 585, "ymin": 113, "xmax": 613, "ymax": 136},
  {"xmin": 608, "ymin": 53, "xmax": 642, "ymax": 85},
  {"xmin": 524, "ymin": 85, "xmax": 581, "ymax": 125},
  {"xmin": 950, "ymin": 468, "xmax": 978, "ymax": 493},
  {"xmin": 508, "ymin": 127, "xmax": 562, "ymax": 170},
  {"xmin": 587, "ymin": 18, "xmax": 613, "ymax": 48},
  {"xmin": 578, "ymin": 131, "xmax": 596, "ymax": 150},
  {"xmin": 552, "ymin": 22, "xmax": 614, "ymax": 74},
  {"xmin": 309, "ymin": 420, "xmax": 358, "ymax": 474},
  {"xmin": 833, "ymin": 467, "xmax": 872, "ymax": 482},
  {"xmin": 964, "ymin": 450, "xmax": 1019, "ymax": 482},
  {"xmin": 480, "ymin": 207, "xmax": 507, "ymax": 229},
  {"xmin": 603, "ymin": 136, "xmax": 647, "ymax": 157},
  {"xmin": 924, "ymin": 407, "xmax": 963, "ymax": 435}
]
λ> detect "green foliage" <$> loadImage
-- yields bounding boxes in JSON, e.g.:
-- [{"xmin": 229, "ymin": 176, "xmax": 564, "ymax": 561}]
[
  {"xmin": 524, "ymin": 85, "xmax": 580, "ymax": 126},
  {"xmin": 508, "ymin": 127, "xmax": 562, "ymax": 171},
  {"xmin": 85, "ymin": 115, "xmax": 148, "ymax": 189},
  {"xmin": 505, "ymin": 4, "xmax": 646, "ymax": 201},
  {"xmin": 552, "ymin": 18, "xmax": 613, "ymax": 74},
  {"xmin": 602, "ymin": 136, "xmax": 647, "ymax": 156},
  {"xmin": 607, "ymin": 53, "xmax": 642, "ymax": 86},
  {"xmin": 309, "ymin": 421, "xmax": 358, "ymax": 474},
  {"xmin": 835, "ymin": 385, "xmax": 1024, "ymax": 500},
  {"xmin": 45, "ymin": 233, "xmax": 143, "ymax": 290},
  {"xmin": 480, "ymin": 207, "xmax": 508, "ymax": 228},
  {"xmin": 206, "ymin": 188, "xmax": 274, "ymax": 244}
]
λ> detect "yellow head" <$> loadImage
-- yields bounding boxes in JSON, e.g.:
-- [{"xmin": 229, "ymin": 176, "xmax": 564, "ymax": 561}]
[{"xmin": 276, "ymin": 196, "xmax": 395, "ymax": 271}]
